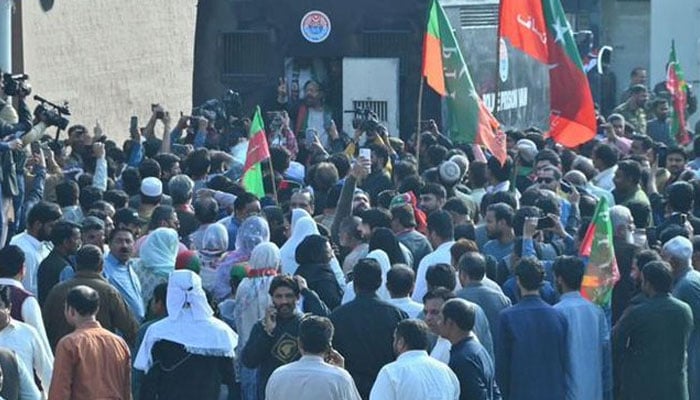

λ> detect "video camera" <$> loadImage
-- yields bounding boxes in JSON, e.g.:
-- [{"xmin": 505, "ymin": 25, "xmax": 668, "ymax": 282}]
[
  {"xmin": 1, "ymin": 72, "xmax": 32, "ymax": 97},
  {"xmin": 192, "ymin": 89, "xmax": 244, "ymax": 129},
  {"xmin": 344, "ymin": 108, "xmax": 380, "ymax": 133},
  {"xmin": 33, "ymin": 95, "xmax": 71, "ymax": 130}
]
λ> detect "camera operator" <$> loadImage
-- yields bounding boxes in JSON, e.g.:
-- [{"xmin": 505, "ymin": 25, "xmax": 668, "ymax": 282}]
[{"xmin": 0, "ymin": 77, "xmax": 33, "ymax": 139}]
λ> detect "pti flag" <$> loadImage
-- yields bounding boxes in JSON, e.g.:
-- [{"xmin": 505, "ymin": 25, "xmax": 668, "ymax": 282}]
[
  {"xmin": 667, "ymin": 40, "xmax": 690, "ymax": 145},
  {"xmin": 421, "ymin": 0, "xmax": 506, "ymax": 164},
  {"xmin": 499, "ymin": 0, "xmax": 596, "ymax": 148},
  {"xmin": 241, "ymin": 107, "xmax": 271, "ymax": 199},
  {"xmin": 579, "ymin": 197, "xmax": 619, "ymax": 307}
]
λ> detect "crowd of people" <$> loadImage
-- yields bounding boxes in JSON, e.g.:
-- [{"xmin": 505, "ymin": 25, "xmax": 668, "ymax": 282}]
[{"xmin": 0, "ymin": 63, "xmax": 699, "ymax": 400}]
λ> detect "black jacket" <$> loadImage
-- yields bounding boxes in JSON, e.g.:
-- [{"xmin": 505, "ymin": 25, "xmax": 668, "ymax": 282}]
[
  {"xmin": 330, "ymin": 292, "xmax": 408, "ymax": 400},
  {"xmin": 294, "ymin": 262, "xmax": 343, "ymax": 310},
  {"xmin": 241, "ymin": 288, "xmax": 329, "ymax": 399}
]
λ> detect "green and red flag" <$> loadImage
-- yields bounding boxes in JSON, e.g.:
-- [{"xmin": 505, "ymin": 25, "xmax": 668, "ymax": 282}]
[
  {"xmin": 499, "ymin": 0, "xmax": 596, "ymax": 148},
  {"xmin": 579, "ymin": 197, "xmax": 619, "ymax": 307},
  {"xmin": 666, "ymin": 40, "xmax": 690, "ymax": 145},
  {"xmin": 241, "ymin": 106, "xmax": 270, "ymax": 199},
  {"xmin": 421, "ymin": 0, "xmax": 506, "ymax": 164}
]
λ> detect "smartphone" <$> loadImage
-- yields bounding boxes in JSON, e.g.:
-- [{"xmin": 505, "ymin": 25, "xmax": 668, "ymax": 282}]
[
  {"xmin": 129, "ymin": 116, "xmax": 139, "ymax": 136},
  {"xmin": 305, "ymin": 128, "xmax": 317, "ymax": 147},
  {"xmin": 151, "ymin": 104, "xmax": 164, "ymax": 119},
  {"xmin": 646, "ymin": 226, "xmax": 658, "ymax": 248},
  {"xmin": 359, "ymin": 148, "xmax": 372, "ymax": 174},
  {"xmin": 560, "ymin": 180, "xmax": 573, "ymax": 194},
  {"xmin": 657, "ymin": 145, "xmax": 667, "ymax": 168},
  {"xmin": 30, "ymin": 141, "xmax": 41, "ymax": 155},
  {"xmin": 536, "ymin": 216, "xmax": 555, "ymax": 230}
]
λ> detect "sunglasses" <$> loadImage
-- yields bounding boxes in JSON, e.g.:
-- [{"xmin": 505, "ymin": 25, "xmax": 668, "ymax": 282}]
[{"xmin": 537, "ymin": 177, "xmax": 556, "ymax": 184}]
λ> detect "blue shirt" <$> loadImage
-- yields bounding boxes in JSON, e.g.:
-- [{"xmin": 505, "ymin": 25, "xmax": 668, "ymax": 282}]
[
  {"xmin": 449, "ymin": 336, "xmax": 501, "ymax": 400},
  {"xmin": 103, "ymin": 253, "xmax": 145, "ymax": 321},
  {"xmin": 496, "ymin": 295, "xmax": 569, "ymax": 400},
  {"xmin": 554, "ymin": 292, "xmax": 612, "ymax": 400}
]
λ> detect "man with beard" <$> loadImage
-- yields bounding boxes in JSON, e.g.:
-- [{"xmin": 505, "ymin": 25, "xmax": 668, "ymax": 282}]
[
  {"xmin": 242, "ymin": 275, "xmax": 329, "ymax": 400},
  {"xmin": 613, "ymin": 84, "xmax": 649, "ymax": 135},
  {"xmin": 10, "ymin": 201, "xmax": 62, "ymax": 295},
  {"xmin": 277, "ymin": 78, "xmax": 340, "ymax": 151},
  {"xmin": 360, "ymin": 144, "xmax": 393, "ymax": 203},
  {"xmin": 610, "ymin": 205, "xmax": 640, "ymax": 325},
  {"xmin": 103, "ymin": 229, "xmax": 144, "ymax": 321},
  {"xmin": 664, "ymin": 146, "xmax": 690, "ymax": 189},
  {"xmin": 483, "ymin": 203, "xmax": 516, "ymax": 265},
  {"xmin": 647, "ymin": 98, "xmax": 673, "ymax": 146},
  {"xmin": 37, "ymin": 221, "xmax": 82, "ymax": 304},
  {"xmin": 419, "ymin": 183, "xmax": 447, "ymax": 216},
  {"xmin": 370, "ymin": 319, "xmax": 459, "ymax": 400}
]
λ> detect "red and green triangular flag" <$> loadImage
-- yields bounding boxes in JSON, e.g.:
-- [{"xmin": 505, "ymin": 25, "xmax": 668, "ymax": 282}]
[
  {"xmin": 579, "ymin": 196, "xmax": 619, "ymax": 307},
  {"xmin": 241, "ymin": 106, "xmax": 270, "ymax": 198},
  {"xmin": 666, "ymin": 40, "xmax": 690, "ymax": 145},
  {"xmin": 421, "ymin": 0, "xmax": 506, "ymax": 165},
  {"xmin": 499, "ymin": 0, "xmax": 596, "ymax": 148}
]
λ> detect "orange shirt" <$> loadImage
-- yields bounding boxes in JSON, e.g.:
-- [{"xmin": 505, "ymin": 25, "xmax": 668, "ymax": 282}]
[{"xmin": 49, "ymin": 320, "xmax": 132, "ymax": 400}]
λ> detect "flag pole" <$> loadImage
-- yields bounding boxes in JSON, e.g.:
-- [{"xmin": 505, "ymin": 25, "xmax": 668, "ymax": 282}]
[
  {"xmin": 416, "ymin": 76, "xmax": 425, "ymax": 168},
  {"xmin": 267, "ymin": 156, "xmax": 278, "ymax": 203},
  {"xmin": 493, "ymin": 0, "xmax": 504, "ymax": 116}
]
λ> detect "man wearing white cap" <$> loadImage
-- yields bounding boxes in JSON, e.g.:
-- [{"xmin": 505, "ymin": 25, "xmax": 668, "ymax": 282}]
[
  {"xmin": 139, "ymin": 177, "xmax": 163, "ymax": 223},
  {"xmin": 663, "ymin": 235, "xmax": 700, "ymax": 400}
]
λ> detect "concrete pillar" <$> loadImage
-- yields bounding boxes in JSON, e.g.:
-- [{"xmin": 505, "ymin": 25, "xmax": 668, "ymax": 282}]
[{"xmin": 0, "ymin": 0, "xmax": 11, "ymax": 73}]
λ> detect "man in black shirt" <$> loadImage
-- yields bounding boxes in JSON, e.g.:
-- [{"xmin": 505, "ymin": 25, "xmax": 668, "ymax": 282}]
[
  {"xmin": 330, "ymin": 258, "xmax": 408, "ymax": 399},
  {"xmin": 242, "ymin": 275, "xmax": 329, "ymax": 399}
]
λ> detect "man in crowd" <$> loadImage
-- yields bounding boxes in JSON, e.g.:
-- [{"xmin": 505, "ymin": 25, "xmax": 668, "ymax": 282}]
[
  {"xmin": 266, "ymin": 316, "xmax": 361, "ymax": 400},
  {"xmin": 103, "ymin": 228, "xmax": 144, "ymax": 321},
  {"xmin": 37, "ymin": 220, "xmax": 81, "ymax": 304},
  {"xmin": 440, "ymin": 298, "xmax": 500, "ymax": 400},
  {"xmin": 483, "ymin": 203, "xmax": 516, "ymax": 264},
  {"xmin": 10, "ymin": 201, "xmax": 62, "ymax": 295},
  {"xmin": 552, "ymin": 256, "xmax": 611, "ymax": 400},
  {"xmin": 43, "ymin": 244, "xmax": 139, "ymax": 350},
  {"xmin": 370, "ymin": 319, "xmax": 459, "ymax": 400},
  {"xmin": 613, "ymin": 261, "xmax": 693, "ymax": 400},
  {"xmin": 331, "ymin": 258, "xmax": 408, "ymax": 399},
  {"xmin": 496, "ymin": 257, "xmax": 569, "ymax": 399},
  {"xmin": 242, "ymin": 275, "xmax": 329, "ymax": 399},
  {"xmin": 413, "ymin": 211, "xmax": 455, "ymax": 302},
  {"xmin": 0, "ymin": 245, "xmax": 52, "ymax": 353},
  {"xmin": 663, "ymin": 236, "xmax": 700, "ymax": 399},
  {"xmin": 613, "ymin": 84, "xmax": 648, "ymax": 135},
  {"xmin": 49, "ymin": 286, "xmax": 132, "ymax": 400},
  {"xmin": 0, "ymin": 285, "xmax": 54, "ymax": 397},
  {"xmin": 385, "ymin": 265, "xmax": 423, "ymax": 318},
  {"xmin": 456, "ymin": 252, "xmax": 511, "ymax": 348}
]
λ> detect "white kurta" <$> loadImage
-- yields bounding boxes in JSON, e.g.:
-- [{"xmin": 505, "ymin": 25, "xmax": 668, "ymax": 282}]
[{"xmin": 370, "ymin": 350, "xmax": 460, "ymax": 400}]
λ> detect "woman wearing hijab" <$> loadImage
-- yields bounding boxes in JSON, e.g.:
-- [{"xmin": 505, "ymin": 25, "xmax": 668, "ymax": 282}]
[
  {"xmin": 294, "ymin": 234, "xmax": 343, "ymax": 310},
  {"xmin": 137, "ymin": 227, "xmax": 180, "ymax": 305},
  {"xmin": 214, "ymin": 216, "xmax": 270, "ymax": 301},
  {"xmin": 280, "ymin": 212, "xmax": 346, "ymax": 291},
  {"xmin": 368, "ymin": 227, "xmax": 410, "ymax": 266},
  {"xmin": 234, "ymin": 242, "xmax": 280, "ymax": 400},
  {"xmin": 197, "ymin": 223, "xmax": 230, "ymax": 293},
  {"xmin": 341, "ymin": 249, "xmax": 392, "ymax": 304},
  {"xmin": 134, "ymin": 270, "xmax": 238, "ymax": 400}
]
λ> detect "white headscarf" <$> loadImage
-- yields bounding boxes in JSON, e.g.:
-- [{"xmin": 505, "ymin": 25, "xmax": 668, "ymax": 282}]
[
  {"xmin": 234, "ymin": 242, "xmax": 280, "ymax": 353},
  {"xmin": 134, "ymin": 270, "xmax": 238, "ymax": 372},
  {"xmin": 280, "ymin": 215, "xmax": 319, "ymax": 275},
  {"xmin": 341, "ymin": 249, "xmax": 392, "ymax": 304},
  {"xmin": 140, "ymin": 227, "xmax": 179, "ymax": 276}
]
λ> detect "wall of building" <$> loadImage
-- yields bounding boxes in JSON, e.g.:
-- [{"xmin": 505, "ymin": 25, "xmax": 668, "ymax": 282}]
[
  {"xmin": 600, "ymin": 0, "xmax": 650, "ymax": 104},
  {"xmin": 19, "ymin": 0, "xmax": 196, "ymax": 144}
]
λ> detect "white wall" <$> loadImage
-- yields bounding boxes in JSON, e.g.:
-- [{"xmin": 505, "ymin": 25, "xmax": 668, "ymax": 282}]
[{"xmin": 20, "ymin": 0, "xmax": 196, "ymax": 144}]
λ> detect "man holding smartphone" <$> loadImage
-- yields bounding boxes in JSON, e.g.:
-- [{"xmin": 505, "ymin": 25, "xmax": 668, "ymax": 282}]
[{"xmin": 241, "ymin": 275, "xmax": 330, "ymax": 400}]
